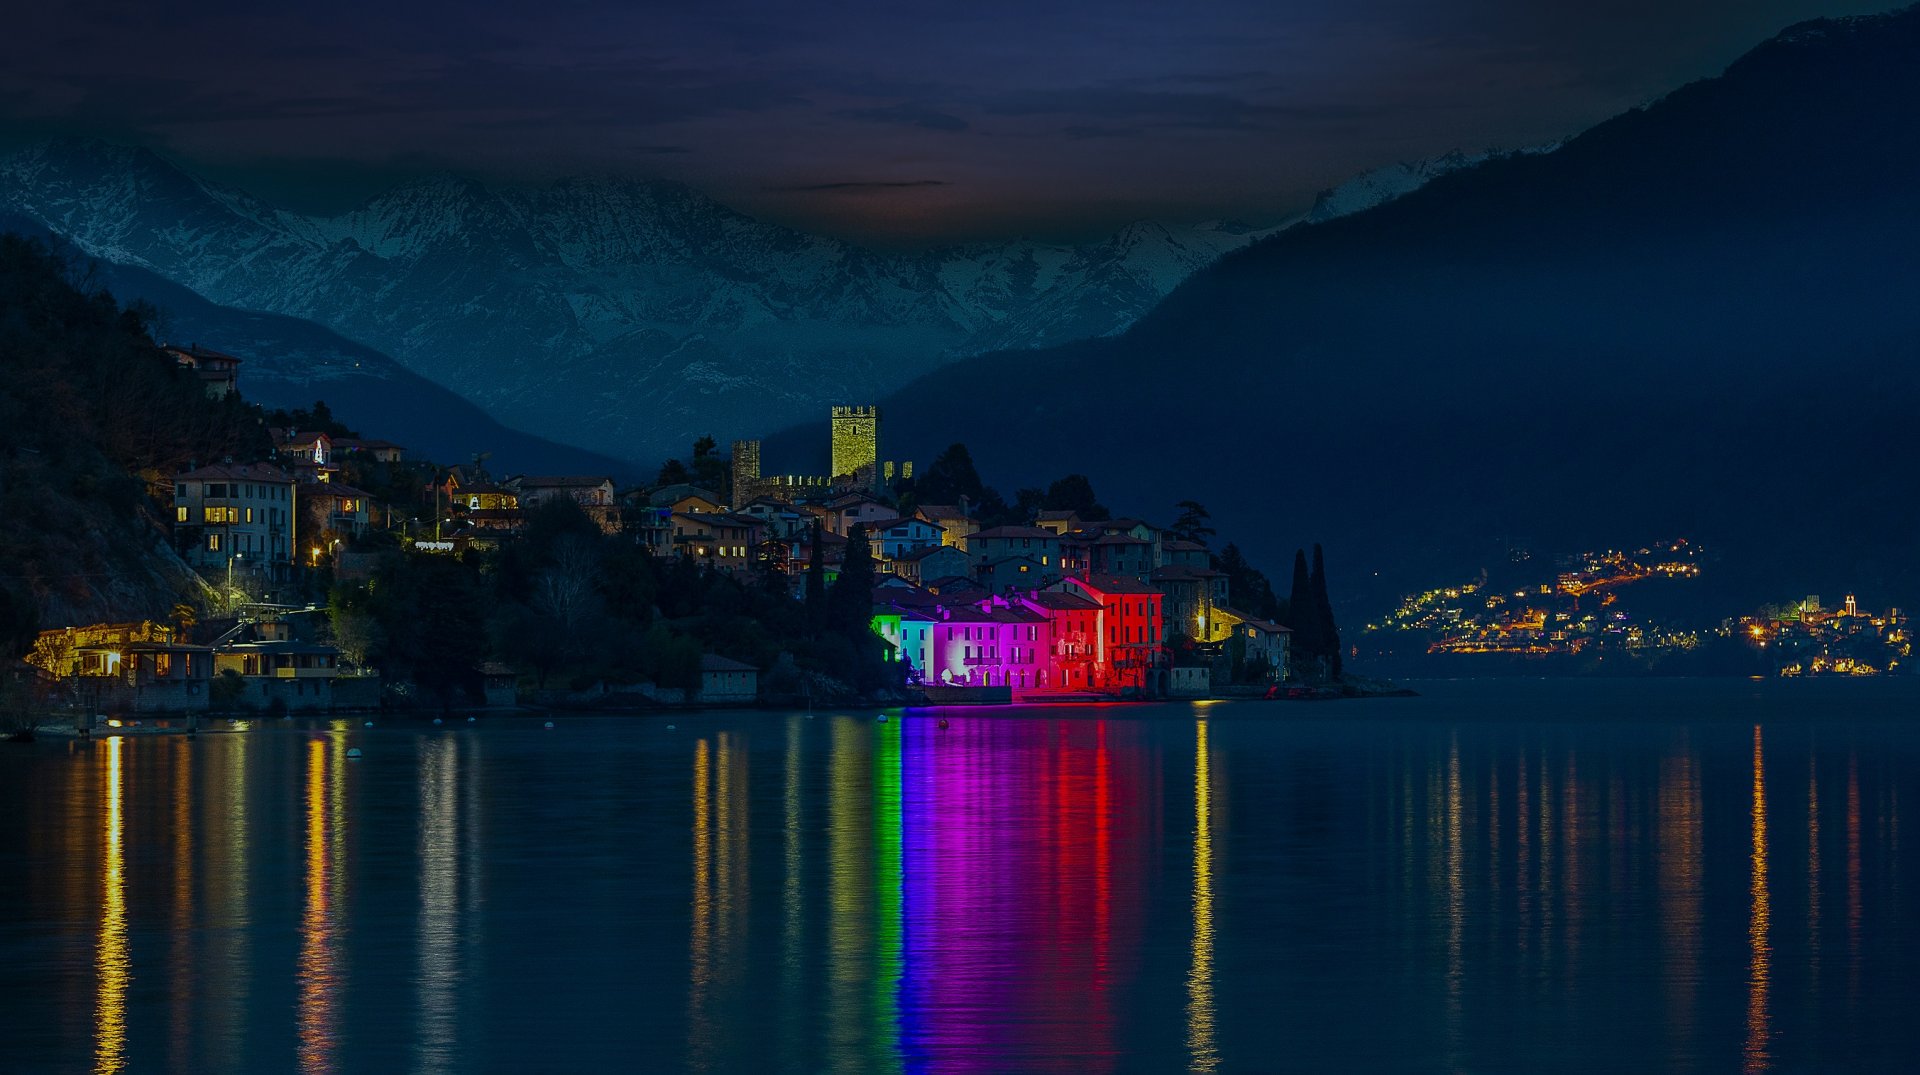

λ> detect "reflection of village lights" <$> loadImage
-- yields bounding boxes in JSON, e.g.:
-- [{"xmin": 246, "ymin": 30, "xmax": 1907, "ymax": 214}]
[
  {"xmin": 1186, "ymin": 720, "xmax": 1219, "ymax": 1072},
  {"xmin": 95, "ymin": 736, "xmax": 128, "ymax": 1075},
  {"xmin": 1745, "ymin": 726, "xmax": 1771, "ymax": 1074}
]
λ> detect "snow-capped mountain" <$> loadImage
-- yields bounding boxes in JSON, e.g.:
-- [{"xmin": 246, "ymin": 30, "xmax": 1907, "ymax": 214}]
[{"xmin": 0, "ymin": 139, "xmax": 1461, "ymax": 463}]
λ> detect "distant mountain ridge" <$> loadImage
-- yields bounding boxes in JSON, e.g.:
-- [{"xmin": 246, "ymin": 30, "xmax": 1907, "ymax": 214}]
[
  {"xmin": 0, "ymin": 139, "xmax": 1485, "ymax": 465},
  {"xmin": 839, "ymin": 5, "xmax": 1920, "ymax": 610}
]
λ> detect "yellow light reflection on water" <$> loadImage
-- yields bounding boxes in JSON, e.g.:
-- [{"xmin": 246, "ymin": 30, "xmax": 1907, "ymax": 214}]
[
  {"xmin": 827, "ymin": 717, "xmax": 873, "ymax": 1074},
  {"xmin": 1744, "ymin": 725, "xmax": 1771, "ymax": 1074},
  {"xmin": 781, "ymin": 717, "xmax": 804, "ymax": 1056},
  {"xmin": 1185, "ymin": 719, "xmax": 1218, "ymax": 1073},
  {"xmin": 689, "ymin": 737, "xmax": 713, "ymax": 1066},
  {"xmin": 1659, "ymin": 743, "xmax": 1702, "ymax": 1047},
  {"xmin": 1808, "ymin": 755, "xmax": 1821, "ymax": 984},
  {"xmin": 418, "ymin": 736, "xmax": 459, "ymax": 1071},
  {"xmin": 213, "ymin": 733, "xmax": 251, "ymax": 1070},
  {"xmin": 297, "ymin": 737, "xmax": 341, "ymax": 1073},
  {"xmin": 169, "ymin": 742, "xmax": 194, "ymax": 1071},
  {"xmin": 95, "ymin": 736, "xmax": 128, "ymax": 1075},
  {"xmin": 1444, "ymin": 734, "xmax": 1463, "ymax": 1061}
]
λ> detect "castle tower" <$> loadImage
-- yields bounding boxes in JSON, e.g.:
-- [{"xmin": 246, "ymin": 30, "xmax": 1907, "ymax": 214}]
[
  {"xmin": 730, "ymin": 439, "xmax": 761, "ymax": 507},
  {"xmin": 830, "ymin": 405, "xmax": 880, "ymax": 488}
]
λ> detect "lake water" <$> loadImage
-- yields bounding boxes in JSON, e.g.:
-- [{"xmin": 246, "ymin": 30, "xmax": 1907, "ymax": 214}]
[{"xmin": 4, "ymin": 678, "xmax": 1920, "ymax": 1073}]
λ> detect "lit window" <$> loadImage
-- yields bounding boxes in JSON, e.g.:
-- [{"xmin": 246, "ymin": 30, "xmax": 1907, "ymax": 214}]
[
  {"xmin": 176, "ymin": 506, "xmax": 188, "ymax": 523},
  {"xmin": 208, "ymin": 534, "xmax": 222, "ymax": 551}
]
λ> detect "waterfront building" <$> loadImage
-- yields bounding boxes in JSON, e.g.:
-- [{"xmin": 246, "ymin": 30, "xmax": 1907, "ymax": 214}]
[
  {"xmin": 1213, "ymin": 607, "xmax": 1292, "ymax": 680},
  {"xmin": 27, "ymin": 622, "xmax": 213, "ymax": 714},
  {"xmin": 1151, "ymin": 564, "xmax": 1230, "ymax": 642},
  {"xmin": 698, "ymin": 654, "xmax": 759, "ymax": 704},
  {"xmin": 1061, "ymin": 574, "xmax": 1166, "ymax": 692}
]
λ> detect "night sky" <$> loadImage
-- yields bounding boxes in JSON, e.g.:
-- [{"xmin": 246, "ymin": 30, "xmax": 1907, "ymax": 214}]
[{"xmin": 0, "ymin": 0, "xmax": 1881, "ymax": 242}]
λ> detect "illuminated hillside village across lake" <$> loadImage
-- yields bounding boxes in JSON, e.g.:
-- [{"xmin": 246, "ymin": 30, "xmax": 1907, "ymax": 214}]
[{"xmin": 11, "ymin": 336, "xmax": 1905, "ymax": 735}]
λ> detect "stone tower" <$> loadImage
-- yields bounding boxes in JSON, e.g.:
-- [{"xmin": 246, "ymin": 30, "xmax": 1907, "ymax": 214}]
[
  {"xmin": 830, "ymin": 405, "xmax": 880, "ymax": 487},
  {"xmin": 730, "ymin": 439, "xmax": 761, "ymax": 506}
]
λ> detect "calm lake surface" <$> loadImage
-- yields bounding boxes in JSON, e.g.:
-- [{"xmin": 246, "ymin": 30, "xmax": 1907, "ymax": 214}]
[{"xmin": 5, "ymin": 679, "xmax": 1920, "ymax": 1073}]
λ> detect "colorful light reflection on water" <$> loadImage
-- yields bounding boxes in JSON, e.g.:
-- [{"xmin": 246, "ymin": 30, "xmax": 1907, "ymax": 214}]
[{"xmin": 6, "ymin": 680, "xmax": 1920, "ymax": 1072}]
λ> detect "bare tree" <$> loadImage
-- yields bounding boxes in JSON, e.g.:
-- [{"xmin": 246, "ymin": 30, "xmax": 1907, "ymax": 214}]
[{"xmin": 533, "ymin": 534, "xmax": 600, "ymax": 634}]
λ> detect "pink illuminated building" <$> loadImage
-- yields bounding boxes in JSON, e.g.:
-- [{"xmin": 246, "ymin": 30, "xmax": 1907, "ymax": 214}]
[{"xmin": 875, "ymin": 577, "xmax": 1165, "ymax": 696}]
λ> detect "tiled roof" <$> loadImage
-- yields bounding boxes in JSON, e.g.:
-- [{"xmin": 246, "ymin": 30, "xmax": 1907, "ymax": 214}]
[
  {"xmin": 1018, "ymin": 591, "xmax": 1102, "ymax": 611},
  {"xmin": 1218, "ymin": 606, "xmax": 1292, "ymax": 633},
  {"xmin": 514, "ymin": 475, "xmax": 613, "ymax": 488},
  {"xmin": 1074, "ymin": 573, "xmax": 1160, "ymax": 595},
  {"xmin": 177, "ymin": 462, "xmax": 294, "ymax": 483},
  {"xmin": 969, "ymin": 525, "xmax": 1058, "ymax": 541},
  {"xmin": 915, "ymin": 504, "xmax": 971, "ymax": 521},
  {"xmin": 1150, "ymin": 565, "xmax": 1224, "ymax": 581},
  {"xmin": 897, "ymin": 544, "xmax": 963, "ymax": 562}
]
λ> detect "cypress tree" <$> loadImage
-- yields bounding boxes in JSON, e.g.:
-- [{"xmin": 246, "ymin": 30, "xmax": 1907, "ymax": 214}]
[
  {"xmin": 804, "ymin": 519, "xmax": 826, "ymax": 628},
  {"xmin": 1310, "ymin": 543, "xmax": 1341, "ymax": 679},
  {"xmin": 830, "ymin": 522, "xmax": 875, "ymax": 637},
  {"xmin": 1285, "ymin": 548, "xmax": 1314, "ymax": 641}
]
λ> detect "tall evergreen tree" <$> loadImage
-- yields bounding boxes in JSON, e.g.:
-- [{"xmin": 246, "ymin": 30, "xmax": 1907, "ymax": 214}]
[
  {"xmin": 829, "ymin": 522, "xmax": 875, "ymax": 636},
  {"xmin": 1310, "ymin": 543, "xmax": 1342, "ymax": 678},
  {"xmin": 1285, "ymin": 548, "xmax": 1320, "ymax": 668},
  {"xmin": 804, "ymin": 519, "xmax": 826, "ymax": 627}
]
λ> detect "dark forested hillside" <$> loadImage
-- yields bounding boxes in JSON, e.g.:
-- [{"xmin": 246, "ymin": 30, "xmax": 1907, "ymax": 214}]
[
  {"xmin": 0, "ymin": 235, "xmax": 262, "ymax": 626},
  {"xmin": 844, "ymin": 7, "xmax": 1920, "ymax": 611},
  {"xmin": 0, "ymin": 214, "xmax": 637, "ymax": 479}
]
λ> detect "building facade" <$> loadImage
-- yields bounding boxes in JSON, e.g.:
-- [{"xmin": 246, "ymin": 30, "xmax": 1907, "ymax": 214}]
[{"xmin": 174, "ymin": 463, "xmax": 297, "ymax": 580}]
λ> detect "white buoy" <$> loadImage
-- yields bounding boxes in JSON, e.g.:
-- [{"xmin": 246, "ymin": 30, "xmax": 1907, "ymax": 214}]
[
  {"xmin": 467, "ymin": 716, "xmax": 476, "ymax": 723},
  {"xmin": 346, "ymin": 747, "xmax": 363, "ymax": 759},
  {"xmin": 364, "ymin": 721, "xmax": 374, "ymax": 728},
  {"xmin": 544, "ymin": 721, "xmax": 555, "ymax": 729},
  {"xmin": 666, "ymin": 724, "xmax": 676, "ymax": 731},
  {"xmin": 433, "ymin": 717, "xmax": 443, "ymax": 725},
  {"xmin": 876, "ymin": 714, "xmax": 888, "ymax": 723}
]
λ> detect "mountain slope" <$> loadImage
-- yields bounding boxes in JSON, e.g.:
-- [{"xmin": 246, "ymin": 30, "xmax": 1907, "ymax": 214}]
[
  {"xmin": 851, "ymin": 6, "xmax": 1920, "ymax": 608},
  {"xmin": 0, "ymin": 212, "xmax": 636, "ymax": 479}
]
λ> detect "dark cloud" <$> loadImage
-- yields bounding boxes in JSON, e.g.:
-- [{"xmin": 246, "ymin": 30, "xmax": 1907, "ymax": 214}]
[
  {"xmin": 834, "ymin": 103, "xmax": 970, "ymax": 132},
  {"xmin": 766, "ymin": 180, "xmax": 951, "ymax": 193},
  {"xmin": 0, "ymin": 0, "xmax": 1877, "ymax": 240}
]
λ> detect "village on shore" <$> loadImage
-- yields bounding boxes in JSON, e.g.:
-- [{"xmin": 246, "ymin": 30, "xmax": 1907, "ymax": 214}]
[{"xmin": 16, "ymin": 342, "xmax": 1357, "ymax": 725}]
